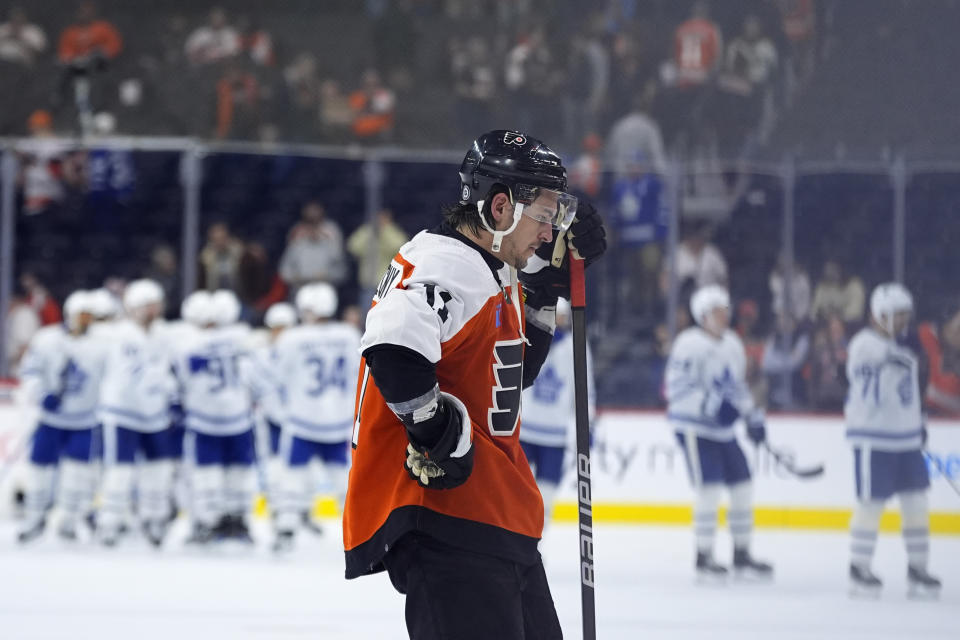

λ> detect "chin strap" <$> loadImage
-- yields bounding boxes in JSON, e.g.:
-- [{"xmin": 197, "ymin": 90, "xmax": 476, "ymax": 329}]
[{"xmin": 476, "ymin": 197, "xmax": 526, "ymax": 253}]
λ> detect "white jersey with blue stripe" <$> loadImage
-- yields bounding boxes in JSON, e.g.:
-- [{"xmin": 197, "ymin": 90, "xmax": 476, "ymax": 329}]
[
  {"xmin": 665, "ymin": 326, "xmax": 754, "ymax": 442},
  {"xmin": 173, "ymin": 326, "xmax": 254, "ymax": 436},
  {"xmin": 519, "ymin": 330, "xmax": 595, "ymax": 447},
  {"xmin": 844, "ymin": 327, "xmax": 923, "ymax": 451},
  {"xmin": 19, "ymin": 324, "xmax": 104, "ymax": 430},
  {"xmin": 275, "ymin": 322, "xmax": 361, "ymax": 443},
  {"xmin": 98, "ymin": 319, "xmax": 175, "ymax": 432}
]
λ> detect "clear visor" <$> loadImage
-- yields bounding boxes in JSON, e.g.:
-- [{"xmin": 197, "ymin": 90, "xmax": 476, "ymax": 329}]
[{"xmin": 513, "ymin": 184, "xmax": 578, "ymax": 233}]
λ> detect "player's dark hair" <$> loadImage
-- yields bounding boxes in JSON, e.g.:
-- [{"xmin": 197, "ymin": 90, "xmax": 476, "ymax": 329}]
[{"xmin": 440, "ymin": 184, "xmax": 508, "ymax": 236}]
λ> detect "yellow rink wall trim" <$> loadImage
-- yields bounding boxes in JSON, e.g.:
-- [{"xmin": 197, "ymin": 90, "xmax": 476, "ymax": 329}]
[{"xmin": 253, "ymin": 496, "xmax": 960, "ymax": 535}]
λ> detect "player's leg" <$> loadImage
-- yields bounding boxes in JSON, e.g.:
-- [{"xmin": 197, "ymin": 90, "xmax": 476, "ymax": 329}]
[
  {"xmin": 382, "ymin": 532, "xmax": 557, "ymax": 640},
  {"xmin": 17, "ymin": 425, "xmax": 61, "ymax": 543},
  {"xmin": 532, "ymin": 444, "xmax": 565, "ymax": 531},
  {"xmin": 187, "ymin": 431, "xmax": 225, "ymax": 544},
  {"xmin": 222, "ymin": 428, "xmax": 256, "ymax": 542},
  {"xmin": 273, "ymin": 433, "xmax": 312, "ymax": 552},
  {"xmin": 137, "ymin": 428, "xmax": 178, "ymax": 547},
  {"xmin": 56, "ymin": 427, "xmax": 99, "ymax": 540},
  {"xmin": 898, "ymin": 449, "xmax": 940, "ymax": 598},
  {"xmin": 723, "ymin": 440, "xmax": 773, "ymax": 579},
  {"xmin": 97, "ymin": 421, "xmax": 137, "ymax": 546},
  {"xmin": 849, "ymin": 445, "xmax": 887, "ymax": 596},
  {"xmin": 676, "ymin": 429, "xmax": 726, "ymax": 579}
]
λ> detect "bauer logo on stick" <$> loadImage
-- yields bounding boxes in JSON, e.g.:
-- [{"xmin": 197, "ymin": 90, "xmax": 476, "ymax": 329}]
[{"xmin": 503, "ymin": 132, "xmax": 526, "ymax": 145}]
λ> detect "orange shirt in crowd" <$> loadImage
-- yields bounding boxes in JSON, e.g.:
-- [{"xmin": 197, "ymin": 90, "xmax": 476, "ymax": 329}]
[
  {"xmin": 674, "ymin": 17, "xmax": 721, "ymax": 86},
  {"xmin": 58, "ymin": 20, "xmax": 122, "ymax": 63}
]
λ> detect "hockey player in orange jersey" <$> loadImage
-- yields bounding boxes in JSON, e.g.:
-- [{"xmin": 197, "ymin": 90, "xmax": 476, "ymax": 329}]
[{"xmin": 343, "ymin": 130, "xmax": 606, "ymax": 639}]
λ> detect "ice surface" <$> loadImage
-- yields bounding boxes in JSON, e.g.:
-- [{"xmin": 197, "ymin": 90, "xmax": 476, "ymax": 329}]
[{"xmin": 0, "ymin": 517, "xmax": 957, "ymax": 639}]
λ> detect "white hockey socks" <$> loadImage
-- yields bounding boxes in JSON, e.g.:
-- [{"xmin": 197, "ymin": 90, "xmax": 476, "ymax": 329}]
[
  {"xmin": 275, "ymin": 466, "xmax": 310, "ymax": 531},
  {"xmin": 57, "ymin": 459, "xmax": 96, "ymax": 525},
  {"xmin": 728, "ymin": 481, "xmax": 754, "ymax": 550},
  {"xmin": 323, "ymin": 461, "xmax": 349, "ymax": 510},
  {"xmin": 191, "ymin": 466, "xmax": 224, "ymax": 527},
  {"xmin": 224, "ymin": 465, "xmax": 254, "ymax": 517},
  {"xmin": 98, "ymin": 464, "xmax": 135, "ymax": 532},
  {"xmin": 693, "ymin": 485, "xmax": 723, "ymax": 555},
  {"xmin": 900, "ymin": 490, "xmax": 930, "ymax": 570},
  {"xmin": 850, "ymin": 499, "xmax": 885, "ymax": 569},
  {"xmin": 139, "ymin": 460, "xmax": 175, "ymax": 522},
  {"xmin": 21, "ymin": 463, "xmax": 56, "ymax": 528}
]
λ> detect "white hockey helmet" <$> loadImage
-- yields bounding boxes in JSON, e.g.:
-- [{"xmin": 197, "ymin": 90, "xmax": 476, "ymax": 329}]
[
  {"xmin": 123, "ymin": 279, "xmax": 164, "ymax": 313},
  {"xmin": 870, "ymin": 282, "xmax": 913, "ymax": 335},
  {"xmin": 264, "ymin": 302, "xmax": 297, "ymax": 329},
  {"xmin": 555, "ymin": 297, "xmax": 571, "ymax": 322},
  {"xmin": 690, "ymin": 285, "xmax": 730, "ymax": 326},
  {"xmin": 210, "ymin": 289, "xmax": 242, "ymax": 326},
  {"xmin": 296, "ymin": 282, "xmax": 338, "ymax": 319},
  {"xmin": 63, "ymin": 289, "xmax": 94, "ymax": 318},
  {"xmin": 181, "ymin": 290, "xmax": 214, "ymax": 326},
  {"xmin": 88, "ymin": 288, "xmax": 119, "ymax": 319}
]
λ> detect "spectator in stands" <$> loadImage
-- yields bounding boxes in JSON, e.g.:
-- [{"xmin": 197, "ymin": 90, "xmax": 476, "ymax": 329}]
[
  {"xmin": 283, "ymin": 53, "xmax": 321, "ymax": 137},
  {"xmin": 735, "ymin": 298, "xmax": 768, "ymax": 403},
  {"xmin": 4, "ymin": 280, "xmax": 40, "ymax": 375},
  {"xmin": 237, "ymin": 15, "xmax": 274, "ymax": 67},
  {"xmin": 810, "ymin": 259, "xmax": 865, "ymax": 325},
  {"xmin": 779, "ymin": 0, "xmax": 817, "ymax": 94},
  {"xmin": 606, "ymin": 85, "xmax": 667, "ymax": 179},
  {"xmin": 214, "ymin": 62, "xmax": 261, "ymax": 139},
  {"xmin": 347, "ymin": 208, "xmax": 409, "ymax": 308},
  {"xmin": 19, "ymin": 272, "xmax": 61, "ymax": 326},
  {"xmin": 450, "ymin": 36, "xmax": 497, "ymax": 140},
  {"xmin": 568, "ymin": 133, "xmax": 604, "ymax": 200},
  {"xmin": 808, "ymin": 312, "xmax": 849, "ymax": 410},
  {"xmin": 185, "ymin": 7, "xmax": 240, "ymax": 67},
  {"xmin": 279, "ymin": 201, "xmax": 347, "ymax": 294},
  {"xmin": 237, "ymin": 241, "xmax": 287, "ymax": 323},
  {"xmin": 661, "ymin": 221, "xmax": 728, "ymax": 295},
  {"xmin": 563, "ymin": 25, "xmax": 609, "ymax": 150},
  {"xmin": 608, "ymin": 148, "xmax": 668, "ymax": 318},
  {"xmin": 0, "ymin": 6, "xmax": 46, "ymax": 66},
  {"xmin": 19, "ymin": 110, "xmax": 65, "ymax": 217},
  {"xmin": 504, "ymin": 26, "xmax": 562, "ymax": 134},
  {"xmin": 918, "ymin": 306, "xmax": 960, "ymax": 417},
  {"xmin": 58, "ymin": 1, "xmax": 122, "ymax": 68},
  {"xmin": 319, "ymin": 79, "xmax": 353, "ymax": 143},
  {"xmin": 145, "ymin": 244, "xmax": 179, "ymax": 316},
  {"xmin": 199, "ymin": 222, "xmax": 243, "ymax": 291},
  {"xmin": 761, "ymin": 310, "xmax": 811, "ymax": 409},
  {"xmin": 769, "ymin": 253, "xmax": 811, "ymax": 320},
  {"xmin": 715, "ymin": 14, "xmax": 778, "ymax": 152},
  {"xmin": 348, "ymin": 69, "xmax": 395, "ymax": 141}
]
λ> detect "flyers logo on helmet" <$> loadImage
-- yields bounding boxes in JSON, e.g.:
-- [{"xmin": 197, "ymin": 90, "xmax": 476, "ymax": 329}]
[{"xmin": 503, "ymin": 132, "xmax": 526, "ymax": 146}]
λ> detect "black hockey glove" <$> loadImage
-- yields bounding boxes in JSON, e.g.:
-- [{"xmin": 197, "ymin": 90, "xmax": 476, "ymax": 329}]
[
  {"xmin": 703, "ymin": 392, "xmax": 740, "ymax": 427},
  {"xmin": 746, "ymin": 412, "xmax": 767, "ymax": 445},
  {"xmin": 403, "ymin": 393, "xmax": 474, "ymax": 490},
  {"xmin": 519, "ymin": 201, "xmax": 607, "ymax": 308}
]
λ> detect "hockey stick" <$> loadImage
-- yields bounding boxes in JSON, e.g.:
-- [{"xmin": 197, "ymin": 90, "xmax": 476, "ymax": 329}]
[
  {"xmin": 924, "ymin": 449, "xmax": 960, "ymax": 498},
  {"xmin": 762, "ymin": 441, "xmax": 824, "ymax": 479},
  {"xmin": 569, "ymin": 254, "xmax": 596, "ymax": 640}
]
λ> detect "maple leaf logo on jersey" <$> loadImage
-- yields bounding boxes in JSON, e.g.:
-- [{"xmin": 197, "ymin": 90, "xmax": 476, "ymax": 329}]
[
  {"xmin": 503, "ymin": 132, "xmax": 526, "ymax": 146},
  {"xmin": 488, "ymin": 338, "xmax": 524, "ymax": 436}
]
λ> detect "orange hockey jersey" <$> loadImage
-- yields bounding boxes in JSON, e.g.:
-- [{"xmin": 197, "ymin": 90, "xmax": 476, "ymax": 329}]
[{"xmin": 343, "ymin": 226, "xmax": 546, "ymax": 578}]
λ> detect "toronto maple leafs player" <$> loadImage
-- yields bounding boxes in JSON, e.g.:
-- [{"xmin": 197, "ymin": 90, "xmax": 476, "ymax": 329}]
[
  {"xmin": 519, "ymin": 298, "xmax": 595, "ymax": 529},
  {"xmin": 665, "ymin": 285, "xmax": 773, "ymax": 580},
  {"xmin": 272, "ymin": 283, "xmax": 360, "ymax": 551},
  {"xmin": 846, "ymin": 283, "xmax": 941, "ymax": 598},
  {"xmin": 17, "ymin": 290, "xmax": 104, "ymax": 543},
  {"xmin": 173, "ymin": 289, "xmax": 257, "ymax": 543},
  {"xmin": 96, "ymin": 279, "xmax": 177, "ymax": 547}
]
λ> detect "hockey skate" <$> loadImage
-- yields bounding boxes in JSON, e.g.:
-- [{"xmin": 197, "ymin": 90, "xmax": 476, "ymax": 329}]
[
  {"xmin": 272, "ymin": 529, "xmax": 295, "ymax": 554},
  {"xmin": 849, "ymin": 564, "xmax": 882, "ymax": 598},
  {"xmin": 57, "ymin": 520, "xmax": 80, "ymax": 542},
  {"xmin": 16, "ymin": 518, "xmax": 46, "ymax": 544},
  {"xmin": 97, "ymin": 525, "xmax": 124, "ymax": 548},
  {"xmin": 907, "ymin": 566, "xmax": 941, "ymax": 600},
  {"xmin": 733, "ymin": 548, "xmax": 774, "ymax": 581},
  {"xmin": 696, "ymin": 551, "xmax": 728, "ymax": 584},
  {"xmin": 185, "ymin": 522, "xmax": 216, "ymax": 545},
  {"xmin": 142, "ymin": 520, "xmax": 169, "ymax": 548},
  {"xmin": 301, "ymin": 510, "xmax": 324, "ymax": 536},
  {"xmin": 218, "ymin": 514, "xmax": 253, "ymax": 544}
]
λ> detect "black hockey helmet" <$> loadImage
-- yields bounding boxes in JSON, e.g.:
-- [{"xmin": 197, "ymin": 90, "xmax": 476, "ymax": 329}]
[{"xmin": 458, "ymin": 130, "xmax": 577, "ymax": 250}]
